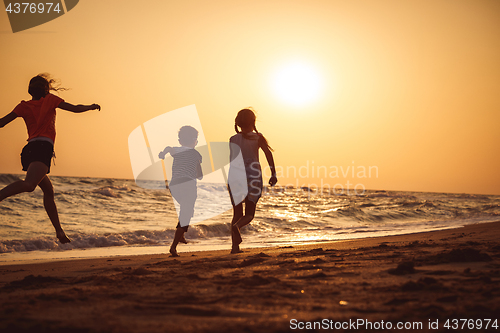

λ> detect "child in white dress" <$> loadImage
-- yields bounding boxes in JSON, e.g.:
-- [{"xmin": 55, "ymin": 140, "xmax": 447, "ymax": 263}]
[{"xmin": 228, "ymin": 108, "xmax": 277, "ymax": 254}]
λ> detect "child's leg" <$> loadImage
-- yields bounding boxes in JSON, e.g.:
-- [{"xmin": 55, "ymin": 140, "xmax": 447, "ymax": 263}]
[
  {"xmin": 38, "ymin": 175, "xmax": 70, "ymax": 244},
  {"xmin": 170, "ymin": 227, "xmax": 185, "ymax": 257},
  {"xmin": 231, "ymin": 203, "xmax": 244, "ymax": 251},
  {"xmin": 179, "ymin": 234, "xmax": 188, "ymax": 244},
  {"xmin": 235, "ymin": 198, "xmax": 257, "ymax": 229},
  {"xmin": 0, "ymin": 162, "xmax": 47, "ymax": 202},
  {"xmin": 177, "ymin": 206, "xmax": 189, "ymax": 245},
  {"xmin": 231, "ymin": 199, "xmax": 257, "ymax": 253},
  {"xmin": 172, "ymin": 180, "xmax": 196, "ymax": 245}
]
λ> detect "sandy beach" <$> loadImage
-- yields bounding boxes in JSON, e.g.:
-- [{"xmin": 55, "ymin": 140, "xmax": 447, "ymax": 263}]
[{"xmin": 1, "ymin": 221, "xmax": 499, "ymax": 332}]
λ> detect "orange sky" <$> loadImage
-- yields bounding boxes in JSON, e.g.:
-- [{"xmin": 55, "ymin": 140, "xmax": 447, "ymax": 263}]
[{"xmin": 1, "ymin": 0, "xmax": 499, "ymax": 195}]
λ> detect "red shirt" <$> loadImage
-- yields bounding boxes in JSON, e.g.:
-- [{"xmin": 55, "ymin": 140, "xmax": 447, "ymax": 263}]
[{"xmin": 13, "ymin": 93, "xmax": 64, "ymax": 143}]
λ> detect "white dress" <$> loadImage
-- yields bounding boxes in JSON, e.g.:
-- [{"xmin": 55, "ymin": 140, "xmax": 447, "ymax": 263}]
[{"xmin": 228, "ymin": 132, "xmax": 263, "ymax": 204}]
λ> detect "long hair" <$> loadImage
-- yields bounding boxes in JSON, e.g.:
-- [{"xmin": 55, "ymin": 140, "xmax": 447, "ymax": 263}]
[
  {"xmin": 234, "ymin": 108, "xmax": 273, "ymax": 151},
  {"xmin": 28, "ymin": 73, "xmax": 67, "ymax": 100}
]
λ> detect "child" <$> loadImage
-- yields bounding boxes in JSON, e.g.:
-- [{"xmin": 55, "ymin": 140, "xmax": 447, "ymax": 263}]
[
  {"xmin": 0, "ymin": 73, "xmax": 100, "ymax": 244},
  {"xmin": 229, "ymin": 108, "xmax": 277, "ymax": 254},
  {"xmin": 158, "ymin": 125, "xmax": 203, "ymax": 257}
]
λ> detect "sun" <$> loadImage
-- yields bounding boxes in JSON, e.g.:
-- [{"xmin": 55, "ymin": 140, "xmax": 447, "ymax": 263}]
[{"xmin": 271, "ymin": 61, "xmax": 323, "ymax": 107}]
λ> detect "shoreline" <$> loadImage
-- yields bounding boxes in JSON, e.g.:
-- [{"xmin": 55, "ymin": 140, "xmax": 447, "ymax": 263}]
[
  {"xmin": 1, "ymin": 221, "xmax": 499, "ymax": 332},
  {"xmin": 2, "ymin": 219, "xmax": 496, "ymax": 267}
]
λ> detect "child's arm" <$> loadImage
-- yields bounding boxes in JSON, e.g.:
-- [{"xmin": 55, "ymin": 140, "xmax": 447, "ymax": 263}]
[
  {"xmin": 196, "ymin": 163, "xmax": 203, "ymax": 180},
  {"xmin": 261, "ymin": 145, "xmax": 277, "ymax": 186},
  {"xmin": 158, "ymin": 147, "xmax": 172, "ymax": 160},
  {"xmin": 58, "ymin": 102, "xmax": 100, "ymax": 113},
  {"xmin": 0, "ymin": 112, "xmax": 17, "ymax": 128}
]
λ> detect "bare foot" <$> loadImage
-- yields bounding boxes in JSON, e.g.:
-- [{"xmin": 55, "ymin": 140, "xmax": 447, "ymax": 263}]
[
  {"xmin": 170, "ymin": 248, "xmax": 179, "ymax": 257},
  {"xmin": 56, "ymin": 231, "xmax": 71, "ymax": 244},
  {"xmin": 230, "ymin": 246, "xmax": 243, "ymax": 254},
  {"xmin": 179, "ymin": 235, "xmax": 188, "ymax": 244},
  {"xmin": 232, "ymin": 224, "xmax": 242, "ymax": 245}
]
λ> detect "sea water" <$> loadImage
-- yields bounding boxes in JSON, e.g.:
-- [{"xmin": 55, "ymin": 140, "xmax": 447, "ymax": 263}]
[{"xmin": 1, "ymin": 174, "xmax": 499, "ymax": 264}]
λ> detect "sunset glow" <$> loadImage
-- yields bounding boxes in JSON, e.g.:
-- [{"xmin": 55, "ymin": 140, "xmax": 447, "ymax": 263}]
[
  {"xmin": 271, "ymin": 61, "xmax": 324, "ymax": 107},
  {"xmin": 0, "ymin": 0, "xmax": 499, "ymax": 195}
]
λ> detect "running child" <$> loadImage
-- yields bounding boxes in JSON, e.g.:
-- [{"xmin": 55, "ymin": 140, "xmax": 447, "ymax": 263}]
[
  {"xmin": 158, "ymin": 125, "xmax": 203, "ymax": 257},
  {"xmin": 0, "ymin": 73, "xmax": 100, "ymax": 244},
  {"xmin": 229, "ymin": 108, "xmax": 277, "ymax": 254}
]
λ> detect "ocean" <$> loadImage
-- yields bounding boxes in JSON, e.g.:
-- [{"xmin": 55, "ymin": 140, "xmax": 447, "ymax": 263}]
[{"xmin": 1, "ymin": 173, "xmax": 499, "ymax": 264}]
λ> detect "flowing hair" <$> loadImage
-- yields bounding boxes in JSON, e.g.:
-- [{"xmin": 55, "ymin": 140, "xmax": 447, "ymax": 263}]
[
  {"xmin": 28, "ymin": 73, "xmax": 67, "ymax": 100},
  {"xmin": 234, "ymin": 108, "xmax": 273, "ymax": 151}
]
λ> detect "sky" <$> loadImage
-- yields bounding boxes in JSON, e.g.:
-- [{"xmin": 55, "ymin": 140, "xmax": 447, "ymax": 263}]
[{"xmin": 0, "ymin": 0, "xmax": 499, "ymax": 195}]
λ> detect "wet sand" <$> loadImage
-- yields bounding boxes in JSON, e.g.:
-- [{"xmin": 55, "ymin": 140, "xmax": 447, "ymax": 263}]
[{"xmin": 1, "ymin": 222, "xmax": 499, "ymax": 332}]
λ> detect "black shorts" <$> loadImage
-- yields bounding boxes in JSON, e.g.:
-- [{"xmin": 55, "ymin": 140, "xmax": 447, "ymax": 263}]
[{"xmin": 21, "ymin": 141, "xmax": 54, "ymax": 174}]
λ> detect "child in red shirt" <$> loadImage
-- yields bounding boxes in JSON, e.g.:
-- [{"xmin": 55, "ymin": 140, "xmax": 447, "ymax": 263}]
[{"xmin": 0, "ymin": 74, "xmax": 100, "ymax": 244}]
